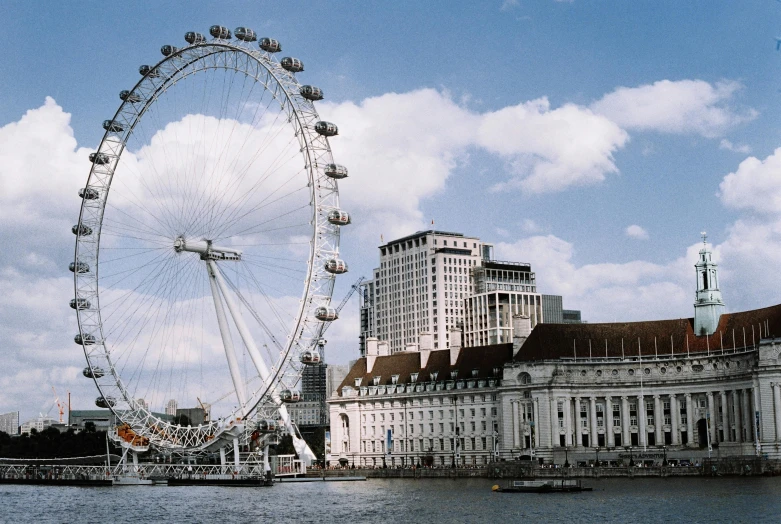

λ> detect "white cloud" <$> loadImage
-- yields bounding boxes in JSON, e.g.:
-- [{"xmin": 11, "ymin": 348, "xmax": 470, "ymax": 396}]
[
  {"xmin": 719, "ymin": 139, "xmax": 752, "ymax": 154},
  {"xmin": 591, "ymin": 80, "xmax": 756, "ymax": 138},
  {"xmin": 718, "ymin": 147, "xmax": 781, "ymax": 215},
  {"xmin": 625, "ymin": 224, "xmax": 649, "ymax": 240},
  {"xmin": 322, "ymin": 90, "xmax": 629, "ymax": 241}
]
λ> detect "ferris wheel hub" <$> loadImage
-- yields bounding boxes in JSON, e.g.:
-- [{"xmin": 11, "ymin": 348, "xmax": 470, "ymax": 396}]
[{"xmin": 174, "ymin": 236, "xmax": 242, "ymax": 261}]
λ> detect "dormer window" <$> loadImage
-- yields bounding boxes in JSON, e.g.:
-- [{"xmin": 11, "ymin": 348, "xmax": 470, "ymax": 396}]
[
  {"xmin": 373, "ymin": 376, "xmax": 381, "ymax": 386},
  {"xmin": 410, "ymin": 372, "xmax": 418, "ymax": 383},
  {"xmin": 354, "ymin": 378, "xmax": 362, "ymax": 387},
  {"xmin": 471, "ymin": 369, "xmax": 479, "ymax": 378},
  {"xmin": 391, "ymin": 374, "xmax": 399, "ymax": 385},
  {"xmin": 493, "ymin": 367, "xmax": 500, "ymax": 376},
  {"xmin": 430, "ymin": 372, "xmax": 438, "ymax": 381},
  {"xmin": 450, "ymin": 370, "xmax": 458, "ymax": 379}
]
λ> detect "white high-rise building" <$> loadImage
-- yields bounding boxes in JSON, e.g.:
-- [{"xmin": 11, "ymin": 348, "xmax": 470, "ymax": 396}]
[
  {"xmin": 0, "ymin": 411, "xmax": 19, "ymax": 435},
  {"xmin": 360, "ymin": 230, "xmax": 494, "ymax": 354},
  {"xmin": 165, "ymin": 399, "xmax": 178, "ymax": 416}
]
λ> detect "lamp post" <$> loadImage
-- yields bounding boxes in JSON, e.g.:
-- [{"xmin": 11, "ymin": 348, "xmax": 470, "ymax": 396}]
[
  {"xmin": 662, "ymin": 445, "xmax": 668, "ymax": 466},
  {"xmin": 595, "ymin": 447, "xmax": 600, "ymax": 468},
  {"xmin": 452, "ymin": 395, "xmax": 459, "ymax": 468},
  {"xmin": 564, "ymin": 446, "xmax": 570, "ymax": 468},
  {"xmin": 626, "ymin": 445, "xmax": 634, "ymax": 467}
]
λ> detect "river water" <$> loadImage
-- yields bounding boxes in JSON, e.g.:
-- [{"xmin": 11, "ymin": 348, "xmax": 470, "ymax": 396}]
[{"xmin": 3, "ymin": 477, "xmax": 780, "ymax": 523}]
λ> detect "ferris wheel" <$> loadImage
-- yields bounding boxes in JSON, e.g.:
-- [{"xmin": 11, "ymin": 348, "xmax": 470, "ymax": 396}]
[{"xmin": 70, "ymin": 25, "xmax": 349, "ymax": 456}]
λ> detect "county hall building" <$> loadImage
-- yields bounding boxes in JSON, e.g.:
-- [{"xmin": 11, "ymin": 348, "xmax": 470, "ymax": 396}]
[{"xmin": 328, "ymin": 234, "xmax": 781, "ymax": 467}]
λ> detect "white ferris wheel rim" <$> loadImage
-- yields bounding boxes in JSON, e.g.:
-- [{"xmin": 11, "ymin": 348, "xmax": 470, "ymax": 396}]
[{"xmin": 72, "ymin": 31, "xmax": 343, "ymax": 452}]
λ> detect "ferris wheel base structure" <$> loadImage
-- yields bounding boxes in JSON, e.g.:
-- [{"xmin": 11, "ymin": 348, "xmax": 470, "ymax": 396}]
[{"xmin": 72, "ymin": 24, "xmax": 349, "ymax": 465}]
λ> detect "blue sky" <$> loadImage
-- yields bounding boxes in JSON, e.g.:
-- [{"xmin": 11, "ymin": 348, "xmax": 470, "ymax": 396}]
[{"xmin": 1, "ymin": 0, "xmax": 781, "ymax": 419}]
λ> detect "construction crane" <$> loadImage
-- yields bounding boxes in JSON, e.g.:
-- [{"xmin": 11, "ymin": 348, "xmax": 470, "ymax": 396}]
[
  {"xmin": 50, "ymin": 386, "xmax": 66, "ymax": 424},
  {"xmin": 318, "ymin": 276, "xmax": 365, "ymax": 353}
]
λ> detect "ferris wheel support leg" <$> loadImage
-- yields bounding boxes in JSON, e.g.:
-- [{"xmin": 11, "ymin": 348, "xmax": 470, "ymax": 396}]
[
  {"xmin": 210, "ymin": 261, "xmax": 272, "ymax": 381},
  {"xmin": 207, "ymin": 262, "xmax": 248, "ymax": 414},
  {"xmin": 233, "ymin": 438, "xmax": 241, "ymax": 473},
  {"xmin": 219, "ymin": 446, "xmax": 227, "ymax": 469},
  {"xmin": 263, "ymin": 444, "xmax": 271, "ymax": 473}
]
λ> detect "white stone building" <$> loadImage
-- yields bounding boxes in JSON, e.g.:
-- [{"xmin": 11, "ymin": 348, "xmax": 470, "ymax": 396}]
[
  {"xmin": 0, "ymin": 411, "xmax": 19, "ymax": 435},
  {"xmin": 20, "ymin": 415, "xmax": 58, "ymax": 435},
  {"xmin": 329, "ymin": 237, "xmax": 781, "ymax": 466}
]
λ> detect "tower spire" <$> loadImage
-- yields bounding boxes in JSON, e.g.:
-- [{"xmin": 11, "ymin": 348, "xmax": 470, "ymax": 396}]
[{"xmin": 693, "ymin": 233, "xmax": 725, "ymax": 336}]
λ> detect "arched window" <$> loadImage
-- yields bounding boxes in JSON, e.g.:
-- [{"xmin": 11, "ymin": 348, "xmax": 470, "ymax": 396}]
[{"xmin": 518, "ymin": 372, "xmax": 532, "ymax": 385}]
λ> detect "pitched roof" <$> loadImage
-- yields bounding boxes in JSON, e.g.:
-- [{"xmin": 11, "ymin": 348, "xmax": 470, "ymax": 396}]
[
  {"xmin": 515, "ymin": 303, "xmax": 781, "ymax": 362},
  {"xmin": 335, "ymin": 344, "xmax": 512, "ymax": 395}
]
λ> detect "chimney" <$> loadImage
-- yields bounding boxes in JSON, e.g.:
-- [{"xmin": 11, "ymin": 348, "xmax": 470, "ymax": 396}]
[
  {"xmin": 512, "ymin": 315, "xmax": 532, "ymax": 357},
  {"xmin": 449, "ymin": 327, "xmax": 462, "ymax": 366},
  {"xmin": 420, "ymin": 348, "xmax": 431, "ymax": 368},
  {"xmin": 378, "ymin": 341, "xmax": 390, "ymax": 356},
  {"xmin": 366, "ymin": 337, "xmax": 378, "ymax": 373},
  {"xmin": 419, "ymin": 332, "xmax": 433, "ymax": 351},
  {"xmin": 405, "ymin": 342, "xmax": 420, "ymax": 352}
]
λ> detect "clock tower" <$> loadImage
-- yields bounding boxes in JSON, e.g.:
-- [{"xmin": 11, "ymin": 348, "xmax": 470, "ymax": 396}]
[{"xmin": 693, "ymin": 232, "xmax": 725, "ymax": 336}]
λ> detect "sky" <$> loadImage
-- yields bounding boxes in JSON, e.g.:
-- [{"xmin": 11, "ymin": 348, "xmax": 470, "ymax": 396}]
[{"xmin": 1, "ymin": 0, "xmax": 781, "ymax": 422}]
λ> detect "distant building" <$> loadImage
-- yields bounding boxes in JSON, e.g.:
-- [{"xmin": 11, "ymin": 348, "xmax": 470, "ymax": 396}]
[
  {"xmin": 360, "ymin": 230, "xmax": 494, "ymax": 354},
  {"xmin": 165, "ymin": 399, "xmax": 178, "ymax": 416},
  {"xmin": 175, "ymin": 407, "xmax": 206, "ymax": 426},
  {"xmin": 288, "ymin": 363, "xmax": 350, "ymax": 427},
  {"xmin": 562, "ymin": 310, "xmax": 582, "ymax": 324},
  {"xmin": 541, "ymin": 295, "xmax": 563, "ymax": 323},
  {"xmin": 20, "ymin": 415, "xmax": 58, "ymax": 435},
  {"xmin": 69, "ymin": 409, "xmax": 117, "ymax": 431},
  {"xmin": 0, "ymin": 411, "xmax": 19, "ymax": 435}
]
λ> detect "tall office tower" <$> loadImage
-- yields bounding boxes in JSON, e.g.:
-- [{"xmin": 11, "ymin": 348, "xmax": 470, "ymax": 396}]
[
  {"xmin": 165, "ymin": 399, "xmax": 178, "ymax": 416},
  {"xmin": 359, "ymin": 230, "xmax": 493, "ymax": 354}
]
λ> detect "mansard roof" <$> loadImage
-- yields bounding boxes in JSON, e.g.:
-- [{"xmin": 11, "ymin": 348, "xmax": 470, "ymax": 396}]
[
  {"xmin": 514, "ymin": 303, "xmax": 781, "ymax": 362},
  {"xmin": 335, "ymin": 344, "xmax": 512, "ymax": 395}
]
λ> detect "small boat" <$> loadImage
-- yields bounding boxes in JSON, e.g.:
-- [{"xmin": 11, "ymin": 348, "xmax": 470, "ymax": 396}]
[{"xmin": 492, "ymin": 479, "xmax": 593, "ymax": 493}]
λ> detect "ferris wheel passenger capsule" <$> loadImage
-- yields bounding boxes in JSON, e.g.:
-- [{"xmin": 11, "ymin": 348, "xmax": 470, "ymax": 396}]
[
  {"xmin": 300, "ymin": 85, "xmax": 324, "ymax": 101},
  {"xmin": 257, "ymin": 419, "xmax": 278, "ymax": 433},
  {"xmin": 70, "ymin": 297, "xmax": 91, "ymax": 310},
  {"xmin": 324, "ymin": 164, "xmax": 348, "ymax": 179},
  {"xmin": 95, "ymin": 396, "xmax": 116, "ymax": 408},
  {"xmin": 324, "ymin": 258, "xmax": 348, "ymax": 274},
  {"xmin": 161, "ymin": 45, "xmax": 179, "ymax": 56},
  {"xmin": 139, "ymin": 65, "xmax": 163, "ymax": 78},
  {"xmin": 72, "ymin": 224, "xmax": 93, "ymax": 236},
  {"xmin": 327, "ymin": 210, "xmax": 351, "ymax": 226},
  {"xmin": 235, "ymin": 27, "xmax": 257, "ymax": 42},
  {"xmin": 79, "ymin": 187, "xmax": 99, "ymax": 200},
  {"xmin": 209, "ymin": 25, "xmax": 231, "ymax": 39},
  {"xmin": 259, "ymin": 38, "xmax": 281, "ymax": 53},
  {"xmin": 70, "ymin": 297, "xmax": 92, "ymax": 310},
  {"xmin": 280, "ymin": 390, "xmax": 301, "ymax": 403},
  {"xmin": 315, "ymin": 121, "xmax": 338, "ymax": 137},
  {"xmin": 75, "ymin": 333, "xmax": 96, "ymax": 345},
  {"xmin": 314, "ymin": 307, "xmax": 338, "ymax": 322},
  {"xmin": 317, "ymin": 338, "xmax": 327, "ymax": 347},
  {"xmin": 119, "ymin": 90, "xmax": 142, "ymax": 103},
  {"xmin": 184, "ymin": 31, "xmax": 205, "ymax": 44},
  {"xmin": 69, "ymin": 261, "xmax": 90, "ymax": 273},
  {"xmin": 89, "ymin": 152, "xmax": 109, "ymax": 165},
  {"xmin": 300, "ymin": 349, "xmax": 322, "ymax": 365},
  {"xmin": 102, "ymin": 120, "xmax": 124, "ymax": 133},
  {"xmin": 281, "ymin": 57, "xmax": 304, "ymax": 72},
  {"xmin": 82, "ymin": 366, "xmax": 104, "ymax": 379}
]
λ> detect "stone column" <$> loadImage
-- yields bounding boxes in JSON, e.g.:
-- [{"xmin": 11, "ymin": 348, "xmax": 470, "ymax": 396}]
[
  {"xmin": 533, "ymin": 398, "xmax": 540, "ymax": 450},
  {"xmin": 606, "ymin": 396, "xmax": 615, "ymax": 447},
  {"xmin": 589, "ymin": 397, "xmax": 598, "ymax": 448},
  {"xmin": 638, "ymin": 394, "xmax": 647, "ymax": 448},
  {"xmin": 574, "ymin": 397, "xmax": 582, "ymax": 448},
  {"xmin": 564, "ymin": 396, "xmax": 573, "ymax": 447},
  {"xmin": 773, "ymin": 383, "xmax": 781, "ymax": 442},
  {"xmin": 720, "ymin": 391, "xmax": 729, "ymax": 443},
  {"xmin": 742, "ymin": 389, "xmax": 752, "ymax": 442},
  {"xmin": 621, "ymin": 396, "xmax": 630, "ymax": 446},
  {"xmin": 550, "ymin": 397, "xmax": 559, "ymax": 447},
  {"xmin": 511, "ymin": 400, "xmax": 520, "ymax": 448},
  {"xmin": 732, "ymin": 390, "xmax": 741, "ymax": 442},
  {"xmin": 670, "ymin": 394, "xmax": 679, "ymax": 445},
  {"xmin": 751, "ymin": 386, "xmax": 759, "ymax": 442},
  {"xmin": 685, "ymin": 393, "xmax": 694, "ymax": 447},
  {"xmin": 707, "ymin": 392, "xmax": 717, "ymax": 445},
  {"xmin": 654, "ymin": 395, "xmax": 663, "ymax": 445}
]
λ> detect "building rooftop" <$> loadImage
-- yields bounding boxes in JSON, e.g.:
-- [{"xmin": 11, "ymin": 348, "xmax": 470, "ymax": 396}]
[
  {"xmin": 514, "ymin": 303, "xmax": 781, "ymax": 362},
  {"xmin": 336, "ymin": 344, "xmax": 512, "ymax": 394}
]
